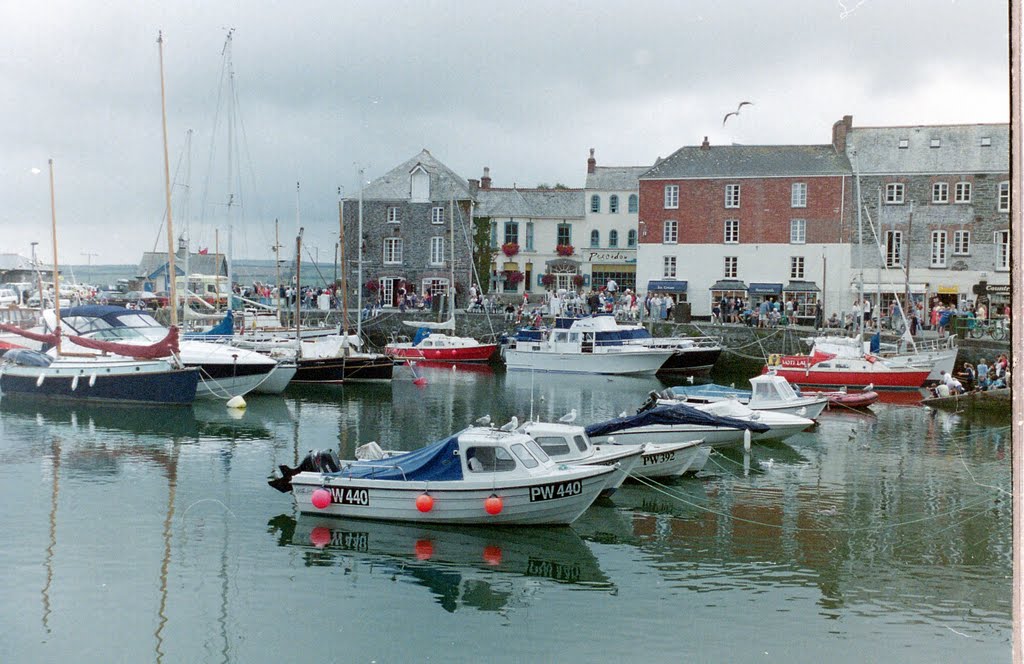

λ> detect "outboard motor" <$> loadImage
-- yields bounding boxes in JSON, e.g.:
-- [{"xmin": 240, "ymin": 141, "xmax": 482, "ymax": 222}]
[{"xmin": 267, "ymin": 449, "xmax": 341, "ymax": 493}]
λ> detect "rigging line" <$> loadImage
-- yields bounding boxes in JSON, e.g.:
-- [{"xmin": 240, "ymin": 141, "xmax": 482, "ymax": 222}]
[
  {"xmin": 889, "ymin": 499, "xmax": 1010, "ymax": 555},
  {"xmin": 196, "ymin": 32, "xmax": 232, "ymax": 233},
  {"xmin": 947, "ymin": 426, "xmax": 1014, "ymax": 497},
  {"xmin": 630, "ymin": 473, "xmax": 998, "ymax": 534}
]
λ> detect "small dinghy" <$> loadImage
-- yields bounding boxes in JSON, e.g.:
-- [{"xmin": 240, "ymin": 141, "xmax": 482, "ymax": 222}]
[{"xmin": 269, "ymin": 427, "xmax": 615, "ymax": 525}]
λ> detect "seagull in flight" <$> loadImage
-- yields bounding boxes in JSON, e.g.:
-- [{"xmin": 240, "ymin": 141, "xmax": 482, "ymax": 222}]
[{"xmin": 722, "ymin": 101, "xmax": 754, "ymax": 126}]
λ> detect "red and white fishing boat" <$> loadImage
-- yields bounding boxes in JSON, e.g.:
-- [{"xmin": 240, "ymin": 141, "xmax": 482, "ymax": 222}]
[
  {"xmin": 385, "ymin": 328, "xmax": 498, "ymax": 364},
  {"xmin": 763, "ymin": 350, "xmax": 930, "ymax": 391}
]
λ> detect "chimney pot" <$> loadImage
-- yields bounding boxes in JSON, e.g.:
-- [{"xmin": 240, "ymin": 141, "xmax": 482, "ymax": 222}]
[
  {"xmin": 700, "ymin": 136, "xmax": 710, "ymax": 149},
  {"xmin": 587, "ymin": 148, "xmax": 596, "ymax": 174}
]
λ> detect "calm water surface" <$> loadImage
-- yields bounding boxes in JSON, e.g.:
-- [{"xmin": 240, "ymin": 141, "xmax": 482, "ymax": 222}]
[{"xmin": 0, "ymin": 364, "xmax": 1011, "ymax": 663}]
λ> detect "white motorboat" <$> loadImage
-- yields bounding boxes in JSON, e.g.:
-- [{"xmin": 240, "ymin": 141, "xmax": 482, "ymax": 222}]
[
  {"xmin": 503, "ymin": 320, "xmax": 674, "ymax": 375},
  {"xmin": 44, "ymin": 306, "xmax": 277, "ymax": 399},
  {"xmin": 669, "ymin": 373, "xmax": 828, "ymax": 420},
  {"xmin": 269, "ymin": 426, "xmax": 615, "ymax": 525},
  {"xmin": 688, "ymin": 399, "xmax": 814, "ymax": 442},
  {"xmin": 517, "ymin": 420, "xmax": 643, "ymax": 496},
  {"xmin": 585, "ymin": 397, "xmax": 771, "ymax": 450}
]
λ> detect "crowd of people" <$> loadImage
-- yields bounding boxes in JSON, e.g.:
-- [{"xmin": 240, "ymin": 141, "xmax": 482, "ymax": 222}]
[{"xmin": 936, "ymin": 353, "xmax": 1011, "ymax": 396}]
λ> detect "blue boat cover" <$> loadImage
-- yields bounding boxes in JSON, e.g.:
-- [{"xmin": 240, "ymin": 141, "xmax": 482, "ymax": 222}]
[
  {"xmin": 2, "ymin": 348, "xmax": 54, "ymax": 367},
  {"xmin": 336, "ymin": 435, "xmax": 464, "ymax": 482},
  {"xmin": 671, "ymin": 384, "xmax": 751, "ymax": 400},
  {"xmin": 412, "ymin": 327, "xmax": 431, "ymax": 346},
  {"xmin": 584, "ymin": 402, "xmax": 770, "ymax": 438},
  {"xmin": 185, "ymin": 310, "xmax": 234, "ymax": 338},
  {"xmin": 869, "ymin": 331, "xmax": 880, "ymax": 353}
]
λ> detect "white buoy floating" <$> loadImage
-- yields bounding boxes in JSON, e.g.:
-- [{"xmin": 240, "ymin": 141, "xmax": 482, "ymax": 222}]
[
  {"xmin": 226, "ymin": 395, "xmax": 247, "ymax": 410},
  {"xmin": 743, "ymin": 428, "xmax": 752, "ymax": 452}
]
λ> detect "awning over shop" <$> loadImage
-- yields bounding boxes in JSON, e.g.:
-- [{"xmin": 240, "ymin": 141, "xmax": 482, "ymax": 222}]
[
  {"xmin": 853, "ymin": 283, "xmax": 927, "ymax": 294},
  {"xmin": 647, "ymin": 280, "xmax": 687, "ymax": 293},
  {"xmin": 593, "ymin": 264, "xmax": 636, "ymax": 272},
  {"xmin": 709, "ymin": 280, "xmax": 748, "ymax": 291},
  {"xmin": 748, "ymin": 282, "xmax": 783, "ymax": 295},
  {"xmin": 783, "ymin": 280, "xmax": 820, "ymax": 292}
]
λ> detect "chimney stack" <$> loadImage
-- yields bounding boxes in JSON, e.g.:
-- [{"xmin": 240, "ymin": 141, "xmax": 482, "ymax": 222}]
[
  {"xmin": 587, "ymin": 148, "xmax": 596, "ymax": 174},
  {"xmin": 832, "ymin": 115, "xmax": 853, "ymax": 153},
  {"xmin": 700, "ymin": 136, "xmax": 710, "ymax": 150},
  {"xmin": 481, "ymin": 167, "xmax": 491, "ymax": 190},
  {"xmin": 468, "ymin": 179, "xmax": 479, "ymax": 195}
]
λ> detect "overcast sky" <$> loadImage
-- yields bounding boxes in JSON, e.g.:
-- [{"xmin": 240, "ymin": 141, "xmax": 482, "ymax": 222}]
[{"xmin": 0, "ymin": 0, "xmax": 1011, "ymax": 266}]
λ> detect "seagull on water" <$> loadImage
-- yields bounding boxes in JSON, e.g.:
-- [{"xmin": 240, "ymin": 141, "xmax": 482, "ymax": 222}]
[
  {"xmin": 558, "ymin": 409, "xmax": 577, "ymax": 423},
  {"xmin": 722, "ymin": 101, "xmax": 754, "ymax": 126}
]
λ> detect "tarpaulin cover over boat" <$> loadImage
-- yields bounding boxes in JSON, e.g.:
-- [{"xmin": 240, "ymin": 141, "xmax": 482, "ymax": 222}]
[
  {"xmin": 336, "ymin": 436, "xmax": 463, "ymax": 481},
  {"xmin": 584, "ymin": 403, "xmax": 770, "ymax": 438},
  {"xmin": 185, "ymin": 310, "xmax": 234, "ymax": 337}
]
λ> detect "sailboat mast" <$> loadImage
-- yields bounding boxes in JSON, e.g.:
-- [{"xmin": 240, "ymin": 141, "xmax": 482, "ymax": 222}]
[
  {"xmin": 295, "ymin": 228, "xmax": 303, "ymax": 346},
  {"xmin": 853, "ymin": 152, "xmax": 863, "ymax": 343},
  {"xmin": 274, "ymin": 219, "xmax": 282, "ymax": 324},
  {"xmin": 338, "ymin": 188, "xmax": 350, "ymax": 334},
  {"xmin": 214, "ymin": 229, "xmax": 221, "ymax": 313},
  {"xmin": 356, "ymin": 169, "xmax": 364, "ymax": 338},
  {"xmin": 158, "ymin": 31, "xmax": 179, "ymax": 327},
  {"xmin": 47, "ymin": 159, "xmax": 62, "ymax": 354},
  {"xmin": 449, "ymin": 198, "xmax": 456, "ymax": 317},
  {"xmin": 224, "ymin": 29, "xmax": 235, "ymax": 311}
]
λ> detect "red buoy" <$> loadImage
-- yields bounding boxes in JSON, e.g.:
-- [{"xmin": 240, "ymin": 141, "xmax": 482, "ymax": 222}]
[
  {"xmin": 416, "ymin": 493, "xmax": 434, "ymax": 512},
  {"xmin": 484, "ymin": 494, "xmax": 503, "ymax": 515},
  {"xmin": 311, "ymin": 488, "xmax": 331, "ymax": 509}
]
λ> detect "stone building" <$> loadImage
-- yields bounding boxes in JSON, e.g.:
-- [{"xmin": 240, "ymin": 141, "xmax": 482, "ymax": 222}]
[
  {"xmin": 340, "ymin": 150, "xmax": 475, "ymax": 308},
  {"xmin": 843, "ymin": 118, "xmax": 1010, "ymax": 314}
]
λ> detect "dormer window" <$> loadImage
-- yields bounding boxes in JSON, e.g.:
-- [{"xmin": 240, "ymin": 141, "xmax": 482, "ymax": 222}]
[
  {"xmin": 410, "ymin": 165, "xmax": 430, "ymax": 202},
  {"xmin": 930, "ymin": 138, "xmax": 941, "ymax": 148}
]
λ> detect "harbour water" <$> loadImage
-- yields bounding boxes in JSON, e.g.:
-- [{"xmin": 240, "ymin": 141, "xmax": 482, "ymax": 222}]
[{"xmin": 0, "ymin": 364, "xmax": 1011, "ymax": 663}]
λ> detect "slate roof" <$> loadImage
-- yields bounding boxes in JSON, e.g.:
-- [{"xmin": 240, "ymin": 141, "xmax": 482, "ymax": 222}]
[
  {"xmin": 585, "ymin": 166, "xmax": 650, "ymax": 191},
  {"xmin": 846, "ymin": 124, "xmax": 1009, "ymax": 175},
  {"xmin": 136, "ymin": 251, "xmax": 227, "ymax": 278},
  {"xmin": 0, "ymin": 253, "xmax": 36, "ymax": 271},
  {"xmin": 359, "ymin": 149, "xmax": 474, "ymax": 201},
  {"xmin": 474, "ymin": 188, "xmax": 585, "ymax": 219},
  {"xmin": 641, "ymin": 144, "xmax": 851, "ymax": 179}
]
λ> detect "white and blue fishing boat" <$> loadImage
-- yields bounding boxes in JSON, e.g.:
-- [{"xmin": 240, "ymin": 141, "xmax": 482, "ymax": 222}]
[
  {"xmin": 517, "ymin": 420, "xmax": 643, "ymax": 496},
  {"xmin": 669, "ymin": 374, "xmax": 828, "ymax": 420},
  {"xmin": 269, "ymin": 426, "xmax": 615, "ymax": 525}
]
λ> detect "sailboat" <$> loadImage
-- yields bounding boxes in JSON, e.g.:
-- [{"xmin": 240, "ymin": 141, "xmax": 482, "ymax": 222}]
[
  {"xmin": 0, "ymin": 160, "xmax": 200, "ymax": 405},
  {"xmin": 384, "ymin": 202, "xmax": 498, "ymax": 364}
]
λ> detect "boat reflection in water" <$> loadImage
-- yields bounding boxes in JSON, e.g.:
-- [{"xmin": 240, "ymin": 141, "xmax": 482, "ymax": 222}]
[
  {"xmin": 0, "ymin": 397, "xmax": 200, "ymax": 438},
  {"xmin": 268, "ymin": 515, "xmax": 614, "ymax": 613},
  {"xmin": 500, "ymin": 370, "xmax": 670, "ymax": 425}
]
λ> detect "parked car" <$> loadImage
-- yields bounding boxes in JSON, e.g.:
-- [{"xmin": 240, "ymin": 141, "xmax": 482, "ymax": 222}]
[{"xmin": 0, "ymin": 288, "xmax": 19, "ymax": 306}]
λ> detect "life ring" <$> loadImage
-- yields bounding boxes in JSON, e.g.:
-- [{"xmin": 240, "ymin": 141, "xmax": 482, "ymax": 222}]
[{"xmin": 767, "ymin": 354, "xmax": 781, "ymax": 366}]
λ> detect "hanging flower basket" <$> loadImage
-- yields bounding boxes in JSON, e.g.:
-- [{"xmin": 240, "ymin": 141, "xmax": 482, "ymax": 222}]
[
  {"xmin": 501, "ymin": 242, "xmax": 520, "ymax": 258},
  {"xmin": 556, "ymin": 244, "xmax": 574, "ymax": 257},
  {"xmin": 504, "ymin": 270, "xmax": 525, "ymax": 285},
  {"xmin": 365, "ymin": 278, "xmax": 380, "ymax": 292},
  {"xmin": 572, "ymin": 274, "xmax": 585, "ymax": 288},
  {"xmin": 540, "ymin": 273, "xmax": 555, "ymax": 287}
]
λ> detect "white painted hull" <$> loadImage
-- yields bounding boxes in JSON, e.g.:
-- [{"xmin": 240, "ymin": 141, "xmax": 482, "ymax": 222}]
[
  {"xmin": 590, "ymin": 426, "xmax": 744, "ymax": 450},
  {"xmin": 504, "ymin": 348, "xmax": 673, "ymax": 375},
  {"xmin": 575, "ymin": 447, "xmax": 643, "ymax": 496},
  {"xmin": 291, "ymin": 464, "xmax": 614, "ymax": 525},
  {"xmin": 684, "ymin": 445, "xmax": 713, "ymax": 474},
  {"xmin": 591, "ymin": 440, "xmax": 707, "ymax": 479},
  {"xmin": 252, "ymin": 362, "xmax": 297, "ymax": 394}
]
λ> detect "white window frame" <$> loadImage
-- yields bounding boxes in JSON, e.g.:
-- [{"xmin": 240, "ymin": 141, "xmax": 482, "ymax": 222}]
[
  {"xmin": 628, "ymin": 194, "xmax": 638, "ymax": 213},
  {"xmin": 431, "ymin": 206, "xmax": 445, "ymax": 224},
  {"xmin": 663, "ymin": 220, "xmax": 678, "ymax": 244},
  {"xmin": 998, "ymin": 181, "xmax": 1010, "ymax": 212},
  {"xmin": 609, "ymin": 230, "xmax": 619, "ymax": 248},
  {"xmin": 430, "ymin": 236, "xmax": 445, "ymax": 265},
  {"xmin": 723, "ymin": 219, "xmax": 739, "ymax": 244},
  {"xmin": 627, "ymin": 229, "xmax": 637, "ymax": 247},
  {"xmin": 725, "ymin": 184, "xmax": 741, "ymax": 209},
  {"xmin": 791, "ymin": 183, "xmax": 807, "ymax": 208},
  {"xmin": 387, "ymin": 206, "xmax": 400, "ymax": 223},
  {"xmin": 664, "ymin": 185, "xmax": 679, "ymax": 209},
  {"xmin": 663, "ymin": 256, "xmax": 676, "ymax": 278},
  {"xmin": 383, "ymin": 237, "xmax": 403, "ymax": 264},
  {"xmin": 422, "ymin": 277, "xmax": 449, "ymax": 300},
  {"xmin": 790, "ymin": 219, "xmax": 806, "ymax": 244},
  {"xmin": 995, "ymin": 230, "xmax": 1010, "ymax": 270},
  {"xmin": 885, "ymin": 230, "xmax": 903, "ymax": 268},
  {"xmin": 930, "ymin": 230, "xmax": 947, "ymax": 268},
  {"xmin": 724, "ymin": 256, "xmax": 737, "ymax": 279},
  {"xmin": 932, "ymin": 182, "xmax": 948, "ymax": 204},
  {"xmin": 590, "ymin": 229, "xmax": 600, "ymax": 248},
  {"xmin": 609, "ymin": 195, "xmax": 619, "ymax": 214},
  {"xmin": 790, "ymin": 256, "xmax": 805, "ymax": 280},
  {"xmin": 885, "ymin": 183, "xmax": 905, "ymax": 205},
  {"xmin": 954, "ymin": 182, "xmax": 972, "ymax": 204},
  {"xmin": 525, "ymin": 222, "xmax": 534, "ymax": 251},
  {"xmin": 590, "ymin": 195, "xmax": 601, "ymax": 213},
  {"xmin": 953, "ymin": 230, "xmax": 970, "ymax": 256}
]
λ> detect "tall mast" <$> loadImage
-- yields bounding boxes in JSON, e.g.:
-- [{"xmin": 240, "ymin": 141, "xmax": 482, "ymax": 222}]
[
  {"xmin": 47, "ymin": 159, "xmax": 62, "ymax": 354},
  {"xmin": 356, "ymin": 169, "xmax": 364, "ymax": 338},
  {"xmin": 295, "ymin": 228, "xmax": 303, "ymax": 347},
  {"xmin": 214, "ymin": 229, "xmax": 221, "ymax": 312},
  {"xmin": 274, "ymin": 219, "xmax": 282, "ymax": 324},
  {"xmin": 449, "ymin": 198, "xmax": 456, "ymax": 318},
  {"xmin": 338, "ymin": 187, "xmax": 350, "ymax": 334},
  {"xmin": 158, "ymin": 31, "xmax": 178, "ymax": 327},
  {"xmin": 853, "ymin": 150, "xmax": 863, "ymax": 342},
  {"xmin": 224, "ymin": 29, "xmax": 235, "ymax": 311}
]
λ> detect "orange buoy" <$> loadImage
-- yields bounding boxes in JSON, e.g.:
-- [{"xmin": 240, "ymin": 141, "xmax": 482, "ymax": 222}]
[
  {"xmin": 484, "ymin": 494, "xmax": 503, "ymax": 515},
  {"xmin": 416, "ymin": 493, "xmax": 434, "ymax": 512}
]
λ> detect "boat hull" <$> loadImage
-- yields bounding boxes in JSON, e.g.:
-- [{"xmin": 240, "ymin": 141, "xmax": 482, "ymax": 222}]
[
  {"xmin": 767, "ymin": 366, "xmax": 930, "ymax": 390},
  {"xmin": 590, "ymin": 425, "xmax": 743, "ymax": 450},
  {"xmin": 290, "ymin": 466, "xmax": 612, "ymax": 525},
  {"xmin": 252, "ymin": 362, "xmax": 297, "ymax": 394},
  {"xmin": 656, "ymin": 348, "xmax": 722, "ymax": 374},
  {"xmin": 291, "ymin": 354, "xmax": 394, "ymax": 384},
  {"xmin": 623, "ymin": 440, "xmax": 709, "ymax": 479},
  {"xmin": 504, "ymin": 348, "xmax": 674, "ymax": 375},
  {"xmin": 386, "ymin": 343, "xmax": 498, "ymax": 363},
  {"xmin": 0, "ymin": 360, "xmax": 199, "ymax": 405}
]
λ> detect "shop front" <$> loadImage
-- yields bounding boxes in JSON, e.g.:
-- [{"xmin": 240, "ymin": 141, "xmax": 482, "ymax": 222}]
[
  {"xmin": 935, "ymin": 284, "xmax": 960, "ymax": 307},
  {"xmin": 646, "ymin": 280, "xmax": 688, "ymax": 304},
  {"xmin": 748, "ymin": 282, "xmax": 783, "ymax": 310},
  {"xmin": 783, "ymin": 280, "xmax": 820, "ymax": 326},
  {"xmin": 709, "ymin": 279, "xmax": 749, "ymax": 321},
  {"xmin": 588, "ymin": 250, "xmax": 637, "ymax": 293}
]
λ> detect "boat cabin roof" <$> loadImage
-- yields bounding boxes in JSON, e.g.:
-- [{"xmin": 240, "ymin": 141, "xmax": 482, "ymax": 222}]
[{"xmin": 518, "ymin": 421, "xmax": 593, "ymax": 462}]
